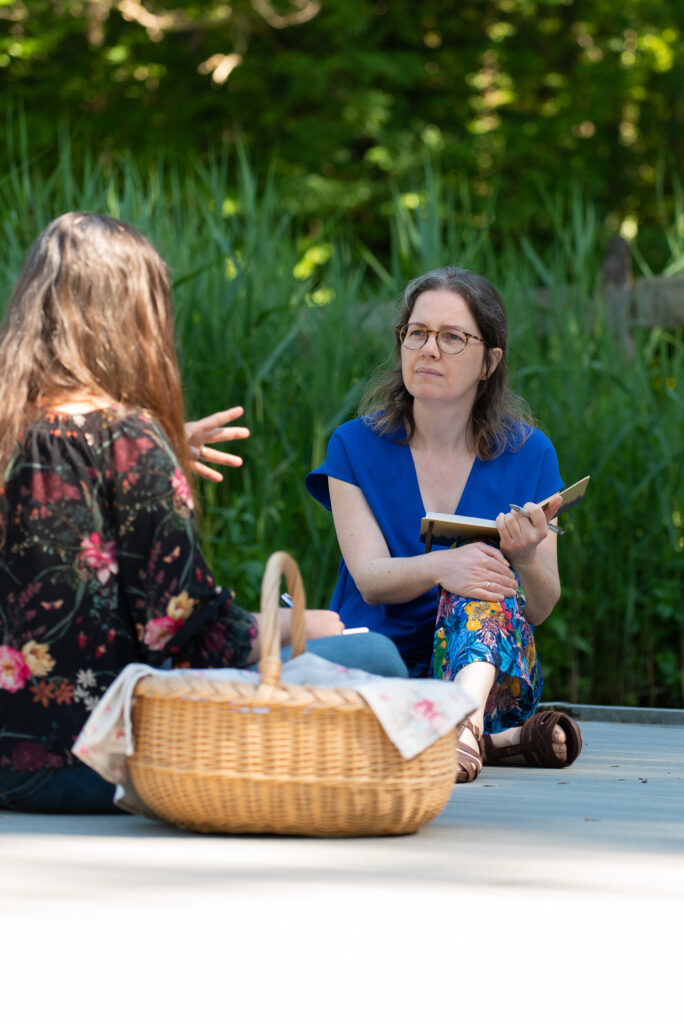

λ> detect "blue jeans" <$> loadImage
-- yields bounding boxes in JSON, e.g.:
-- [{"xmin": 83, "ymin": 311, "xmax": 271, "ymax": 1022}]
[
  {"xmin": 281, "ymin": 631, "xmax": 408, "ymax": 677},
  {"xmin": 0, "ymin": 761, "xmax": 122, "ymax": 814}
]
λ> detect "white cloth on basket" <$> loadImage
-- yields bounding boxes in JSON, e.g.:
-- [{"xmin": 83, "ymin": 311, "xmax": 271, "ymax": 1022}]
[{"xmin": 72, "ymin": 654, "xmax": 477, "ymax": 815}]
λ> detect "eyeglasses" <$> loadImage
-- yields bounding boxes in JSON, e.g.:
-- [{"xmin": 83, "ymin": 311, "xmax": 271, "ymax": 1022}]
[{"xmin": 396, "ymin": 323, "xmax": 485, "ymax": 355}]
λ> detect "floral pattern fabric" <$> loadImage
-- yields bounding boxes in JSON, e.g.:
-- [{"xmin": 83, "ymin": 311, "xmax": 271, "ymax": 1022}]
[
  {"xmin": 431, "ymin": 545, "xmax": 543, "ymax": 735},
  {"xmin": 0, "ymin": 408, "xmax": 256, "ymax": 774}
]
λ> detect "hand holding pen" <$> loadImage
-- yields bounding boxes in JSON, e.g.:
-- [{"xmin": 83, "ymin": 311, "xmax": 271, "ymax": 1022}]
[
  {"xmin": 496, "ymin": 493, "xmax": 564, "ymax": 561},
  {"xmin": 509, "ymin": 504, "xmax": 564, "ymax": 535}
]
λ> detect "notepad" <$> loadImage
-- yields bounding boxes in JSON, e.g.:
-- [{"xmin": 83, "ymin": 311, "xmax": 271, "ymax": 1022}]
[{"xmin": 420, "ymin": 476, "xmax": 590, "ymax": 550}]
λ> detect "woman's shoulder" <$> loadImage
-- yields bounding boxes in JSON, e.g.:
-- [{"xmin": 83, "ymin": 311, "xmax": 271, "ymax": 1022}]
[
  {"xmin": 332, "ymin": 414, "xmax": 405, "ymax": 448},
  {"xmin": 307, "ymin": 415, "xmax": 404, "ymax": 507},
  {"xmin": 22, "ymin": 407, "xmax": 174, "ymax": 468},
  {"xmin": 104, "ymin": 407, "xmax": 171, "ymax": 446},
  {"xmin": 54, "ymin": 406, "xmax": 170, "ymax": 446},
  {"xmin": 502, "ymin": 420, "xmax": 556, "ymax": 458}
]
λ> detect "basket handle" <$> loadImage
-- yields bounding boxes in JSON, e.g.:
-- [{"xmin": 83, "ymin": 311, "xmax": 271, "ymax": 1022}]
[{"xmin": 257, "ymin": 551, "xmax": 307, "ymax": 692}]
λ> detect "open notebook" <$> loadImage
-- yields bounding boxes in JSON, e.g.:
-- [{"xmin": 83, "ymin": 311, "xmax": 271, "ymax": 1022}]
[{"xmin": 420, "ymin": 476, "xmax": 590, "ymax": 551}]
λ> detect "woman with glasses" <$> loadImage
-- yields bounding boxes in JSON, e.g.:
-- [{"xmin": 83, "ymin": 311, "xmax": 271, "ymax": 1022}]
[{"xmin": 307, "ymin": 266, "xmax": 582, "ymax": 783}]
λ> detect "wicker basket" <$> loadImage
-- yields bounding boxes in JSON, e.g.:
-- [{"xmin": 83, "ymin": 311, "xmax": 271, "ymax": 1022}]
[{"xmin": 128, "ymin": 551, "xmax": 458, "ymax": 836}]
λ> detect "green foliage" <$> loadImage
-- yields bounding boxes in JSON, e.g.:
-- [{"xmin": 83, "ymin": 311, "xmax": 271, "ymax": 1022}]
[
  {"xmin": 0, "ymin": 145, "xmax": 682, "ymax": 708},
  {"xmin": 1, "ymin": 1, "xmax": 684, "ymax": 263}
]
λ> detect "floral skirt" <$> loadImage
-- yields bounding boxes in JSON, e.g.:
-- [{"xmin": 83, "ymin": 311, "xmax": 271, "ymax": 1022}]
[{"xmin": 431, "ymin": 582, "xmax": 543, "ymax": 736}]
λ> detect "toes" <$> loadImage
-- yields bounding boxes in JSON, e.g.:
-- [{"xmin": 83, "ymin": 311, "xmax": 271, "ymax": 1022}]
[{"xmin": 551, "ymin": 725, "xmax": 567, "ymax": 761}]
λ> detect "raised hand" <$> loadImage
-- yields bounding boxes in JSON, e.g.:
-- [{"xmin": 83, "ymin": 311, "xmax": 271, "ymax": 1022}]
[{"xmin": 185, "ymin": 406, "xmax": 250, "ymax": 482}]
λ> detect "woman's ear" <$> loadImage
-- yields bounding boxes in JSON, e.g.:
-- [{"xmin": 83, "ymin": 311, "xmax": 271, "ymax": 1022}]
[{"xmin": 481, "ymin": 347, "xmax": 503, "ymax": 379}]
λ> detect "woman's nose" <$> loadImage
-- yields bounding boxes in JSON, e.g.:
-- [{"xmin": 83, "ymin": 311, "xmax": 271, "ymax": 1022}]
[{"xmin": 423, "ymin": 330, "xmax": 441, "ymax": 356}]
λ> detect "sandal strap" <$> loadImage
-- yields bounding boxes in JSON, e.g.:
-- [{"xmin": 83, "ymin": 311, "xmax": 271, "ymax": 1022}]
[
  {"xmin": 456, "ymin": 718, "xmax": 484, "ymax": 783},
  {"xmin": 521, "ymin": 711, "xmax": 582, "ymax": 767},
  {"xmin": 458, "ymin": 718, "xmax": 484, "ymax": 755},
  {"xmin": 483, "ymin": 712, "xmax": 582, "ymax": 768}
]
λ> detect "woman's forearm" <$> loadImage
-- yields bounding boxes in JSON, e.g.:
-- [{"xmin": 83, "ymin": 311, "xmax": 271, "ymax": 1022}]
[
  {"xmin": 330, "ymin": 477, "xmax": 519, "ymax": 609},
  {"xmin": 350, "ymin": 544, "xmax": 519, "ymax": 608},
  {"xmin": 353, "ymin": 551, "xmax": 446, "ymax": 605}
]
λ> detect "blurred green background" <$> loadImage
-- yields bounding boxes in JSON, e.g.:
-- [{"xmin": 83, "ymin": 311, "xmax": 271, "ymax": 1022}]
[
  {"xmin": 3, "ymin": 0, "xmax": 684, "ymax": 262},
  {"xmin": 1, "ymin": 1, "xmax": 682, "ymax": 707}
]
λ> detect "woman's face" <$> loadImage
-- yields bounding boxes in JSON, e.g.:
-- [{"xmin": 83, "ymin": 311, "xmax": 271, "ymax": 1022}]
[{"xmin": 400, "ymin": 288, "xmax": 502, "ymax": 408}]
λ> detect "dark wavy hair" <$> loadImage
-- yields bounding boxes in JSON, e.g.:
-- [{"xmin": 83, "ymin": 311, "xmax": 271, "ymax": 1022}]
[{"xmin": 360, "ymin": 265, "xmax": 533, "ymax": 458}]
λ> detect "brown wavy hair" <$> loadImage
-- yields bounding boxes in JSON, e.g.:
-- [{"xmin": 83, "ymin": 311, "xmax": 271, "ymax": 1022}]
[
  {"xmin": 0, "ymin": 212, "xmax": 194, "ymax": 531},
  {"xmin": 360, "ymin": 265, "xmax": 533, "ymax": 458}
]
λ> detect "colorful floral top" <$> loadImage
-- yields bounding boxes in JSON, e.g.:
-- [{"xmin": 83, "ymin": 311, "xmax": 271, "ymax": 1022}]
[{"xmin": 0, "ymin": 408, "xmax": 256, "ymax": 773}]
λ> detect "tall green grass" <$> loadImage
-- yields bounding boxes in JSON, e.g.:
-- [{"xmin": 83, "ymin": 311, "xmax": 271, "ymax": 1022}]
[{"xmin": 0, "ymin": 142, "xmax": 681, "ymax": 708}]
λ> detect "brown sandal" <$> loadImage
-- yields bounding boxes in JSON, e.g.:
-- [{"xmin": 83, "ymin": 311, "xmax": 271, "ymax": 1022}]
[
  {"xmin": 456, "ymin": 719, "xmax": 484, "ymax": 783},
  {"xmin": 483, "ymin": 710, "xmax": 582, "ymax": 768}
]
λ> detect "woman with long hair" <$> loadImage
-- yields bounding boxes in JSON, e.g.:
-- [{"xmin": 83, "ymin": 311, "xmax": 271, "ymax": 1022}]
[
  {"xmin": 0, "ymin": 212, "xmax": 404, "ymax": 814},
  {"xmin": 307, "ymin": 266, "xmax": 582, "ymax": 783}
]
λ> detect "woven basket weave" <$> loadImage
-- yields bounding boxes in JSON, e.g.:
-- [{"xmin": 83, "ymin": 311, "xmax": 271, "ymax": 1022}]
[{"xmin": 128, "ymin": 551, "xmax": 457, "ymax": 836}]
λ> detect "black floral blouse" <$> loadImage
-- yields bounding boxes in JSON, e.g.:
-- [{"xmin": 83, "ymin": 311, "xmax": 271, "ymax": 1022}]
[{"xmin": 0, "ymin": 407, "xmax": 256, "ymax": 773}]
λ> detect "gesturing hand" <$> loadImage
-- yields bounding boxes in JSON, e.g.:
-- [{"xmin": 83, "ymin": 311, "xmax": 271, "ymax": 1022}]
[
  {"xmin": 496, "ymin": 493, "xmax": 563, "ymax": 565},
  {"xmin": 435, "ymin": 541, "xmax": 519, "ymax": 602},
  {"xmin": 185, "ymin": 406, "xmax": 250, "ymax": 482}
]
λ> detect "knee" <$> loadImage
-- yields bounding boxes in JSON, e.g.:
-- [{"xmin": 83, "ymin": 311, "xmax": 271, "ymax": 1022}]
[
  {"xmin": 303, "ymin": 631, "xmax": 408, "ymax": 678},
  {"xmin": 356, "ymin": 632, "xmax": 409, "ymax": 677}
]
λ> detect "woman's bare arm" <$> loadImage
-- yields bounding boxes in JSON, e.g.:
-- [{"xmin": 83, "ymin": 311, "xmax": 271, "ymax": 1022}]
[{"xmin": 329, "ymin": 477, "xmax": 518, "ymax": 605}]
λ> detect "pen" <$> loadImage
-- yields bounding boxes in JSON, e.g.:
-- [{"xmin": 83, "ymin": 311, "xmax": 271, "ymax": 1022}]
[{"xmin": 509, "ymin": 504, "xmax": 565, "ymax": 535}]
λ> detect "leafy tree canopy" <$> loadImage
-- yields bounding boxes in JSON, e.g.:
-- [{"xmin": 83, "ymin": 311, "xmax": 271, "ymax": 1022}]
[{"xmin": 1, "ymin": 0, "xmax": 683, "ymax": 261}]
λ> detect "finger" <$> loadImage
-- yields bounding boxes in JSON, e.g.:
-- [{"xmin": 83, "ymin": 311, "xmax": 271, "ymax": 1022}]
[
  {"xmin": 481, "ymin": 544, "xmax": 515, "ymax": 568},
  {"xmin": 473, "ymin": 541, "xmax": 510, "ymax": 562},
  {"xmin": 523, "ymin": 501, "xmax": 548, "ymax": 531},
  {"xmin": 191, "ymin": 459, "xmax": 224, "ymax": 483},
  {"xmin": 198, "ymin": 406, "xmax": 246, "ymax": 430},
  {"xmin": 497, "ymin": 510, "xmax": 524, "ymax": 540},
  {"xmin": 542, "ymin": 494, "xmax": 563, "ymax": 522},
  {"xmin": 185, "ymin": 409, "xmax": 248, "ymax": 448},
  {"xmin": 480, "ymin": 545, "xmax": 517, "ymax": 579},
  {"xmin": 486, "ymin": 569, "xmax": 517, "ymax": 592},
  {"xmin": 479, "ymin": 580, "xmax": 517, "ymax": 601},
  {"xmin": 199, "ymin": 448, "xmax": 244, "ymax": 467},
  {"xmin": 202, "ymin": 426, "xmax": 250, "ymax": 443}
]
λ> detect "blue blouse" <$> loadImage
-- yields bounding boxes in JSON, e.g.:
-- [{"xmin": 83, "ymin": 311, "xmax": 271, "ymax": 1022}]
[{"xmin": 306, "ymin": 416, "xmax": 563, "ymax": 665}]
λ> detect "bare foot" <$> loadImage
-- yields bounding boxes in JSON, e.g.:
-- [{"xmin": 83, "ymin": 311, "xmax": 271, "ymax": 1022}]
[{"xmin": 486, "ymin": 724, "xmax": 567, "ymax": 764}]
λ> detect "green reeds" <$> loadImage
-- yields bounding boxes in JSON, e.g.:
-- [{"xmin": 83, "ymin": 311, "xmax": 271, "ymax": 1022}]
[{"xmin": 1, "ymin": 139, "xmax": 681, "ymax": 707}]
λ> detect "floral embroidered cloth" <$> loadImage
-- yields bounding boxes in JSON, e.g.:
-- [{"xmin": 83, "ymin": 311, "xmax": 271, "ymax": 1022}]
[
  {"xmin": 72, "ymin": 654, "xmax": 478, "ymax": 815},
  {"xmin": 0, "ymin": 408, "xmax": 256, "ymax": 775}
]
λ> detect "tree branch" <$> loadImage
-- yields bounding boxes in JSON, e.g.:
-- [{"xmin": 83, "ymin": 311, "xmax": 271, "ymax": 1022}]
[
  {"xmin": 250, "ymin": 0, "xmax": 321, "ymax": 29},
  {"xmin": 115, "ymin": 1, "xmax": 236, "ymax": 41}
]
